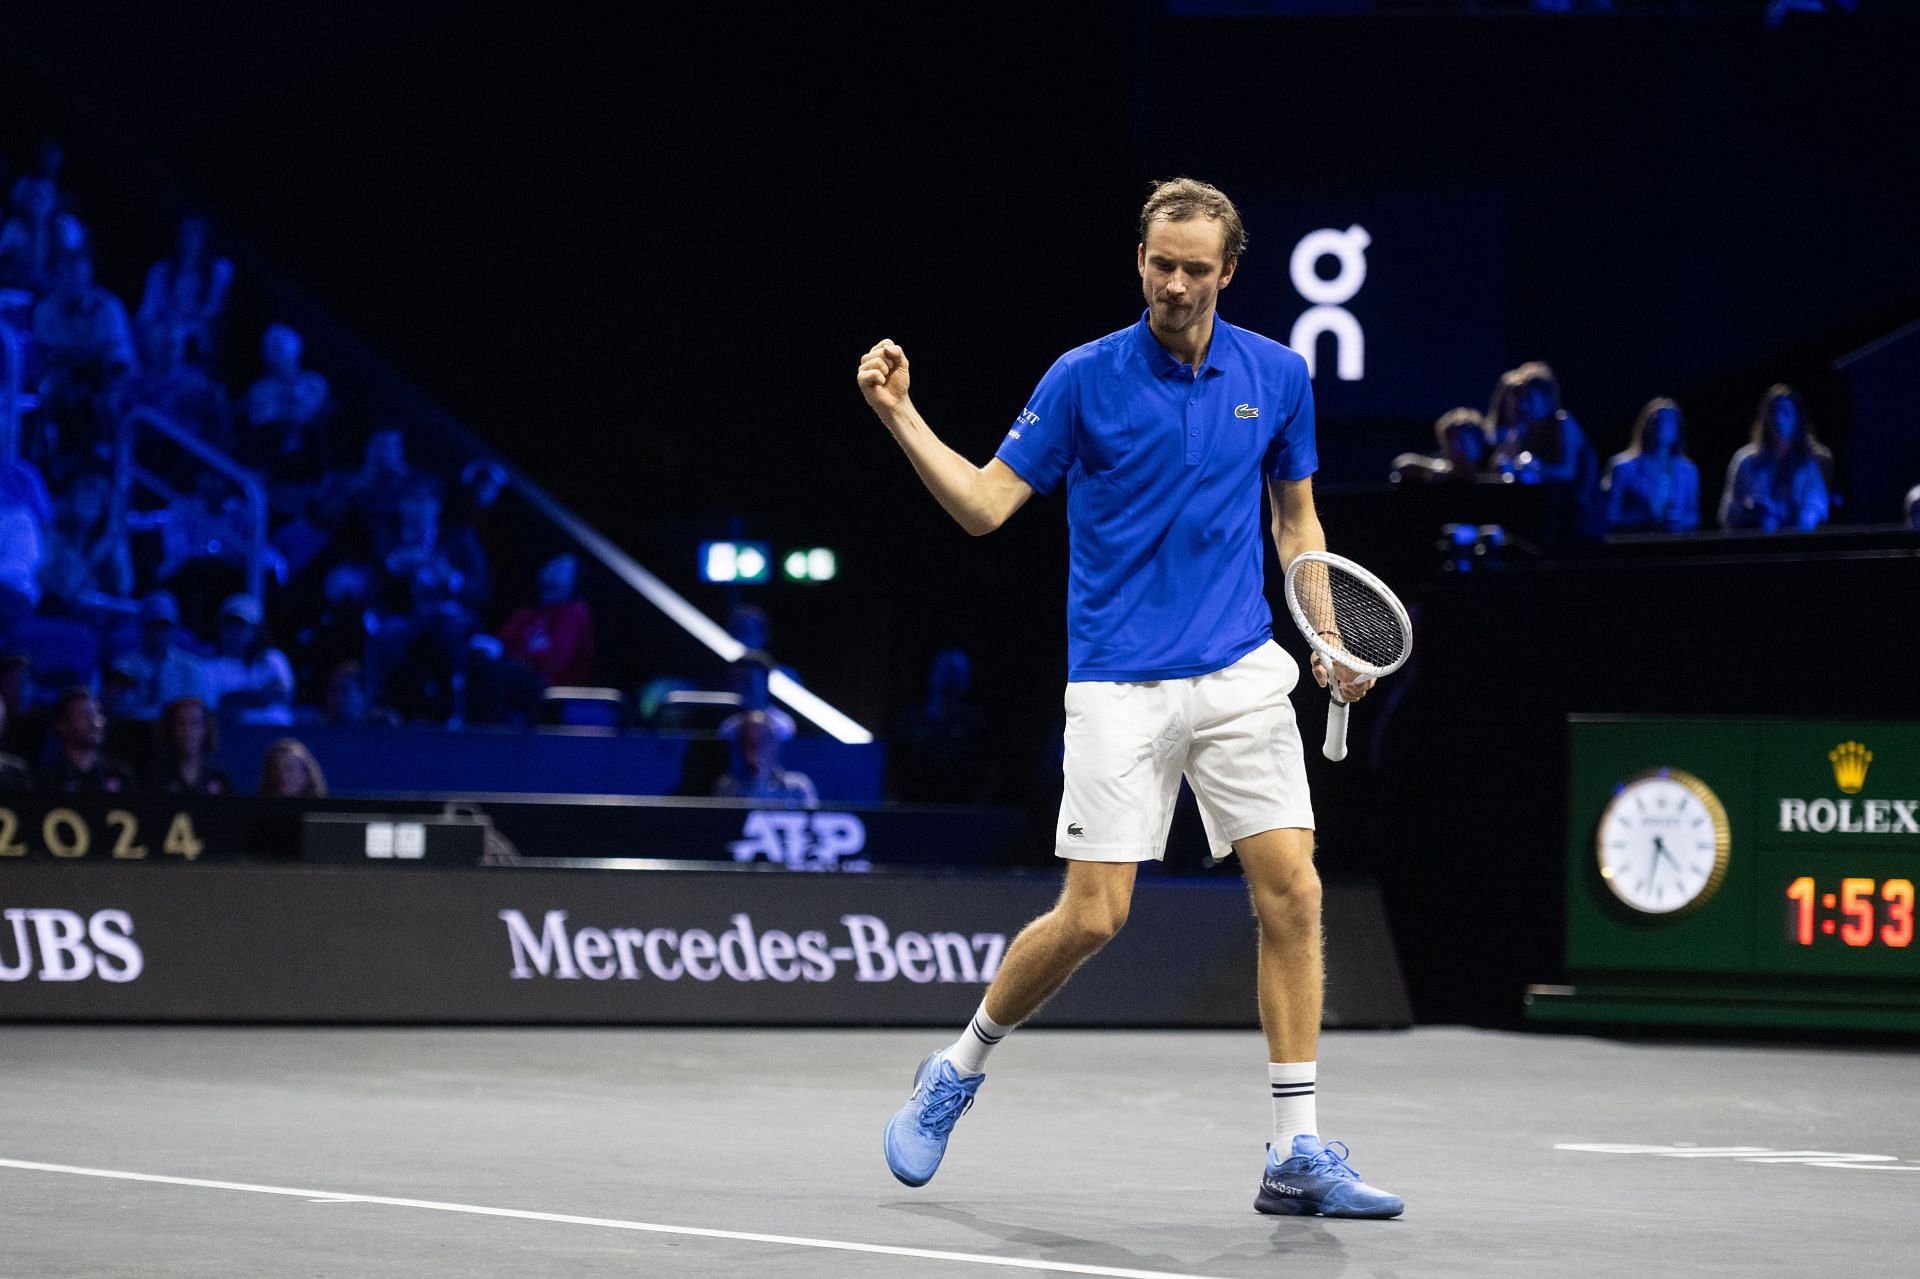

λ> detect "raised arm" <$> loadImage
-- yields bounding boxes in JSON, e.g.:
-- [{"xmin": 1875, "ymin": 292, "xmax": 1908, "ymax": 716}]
[{"xmin": 857, "ymin": 339, "xmax": 1032, "ymax": 537}]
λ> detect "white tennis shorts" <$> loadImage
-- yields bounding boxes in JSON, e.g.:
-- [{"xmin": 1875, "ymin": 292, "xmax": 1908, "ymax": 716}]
[{"xmin": 1054, "ymin": 640, "xmax": 1314, "ymax": 863}]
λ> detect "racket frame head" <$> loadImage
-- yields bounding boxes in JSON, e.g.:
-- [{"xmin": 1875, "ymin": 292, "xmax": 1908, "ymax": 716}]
[{"xmin": 1280, "ymin": 549, "xmax": 1415, "ymax": 682}]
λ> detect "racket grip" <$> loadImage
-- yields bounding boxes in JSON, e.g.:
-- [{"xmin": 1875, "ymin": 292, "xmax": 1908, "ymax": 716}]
[{"xmin": 1323, "ymin": 695, "xmax": 1350, "ymax": 762}]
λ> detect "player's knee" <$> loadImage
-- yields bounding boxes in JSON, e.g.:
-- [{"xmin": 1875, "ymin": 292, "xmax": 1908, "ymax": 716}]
[
  {"xmin": 1251, "ymin": 860, "xmax": 1321, "ymax": 932},
  {"xmin": 1060, "ymin": 894, "xmax": 1129, "ymax": 950}
]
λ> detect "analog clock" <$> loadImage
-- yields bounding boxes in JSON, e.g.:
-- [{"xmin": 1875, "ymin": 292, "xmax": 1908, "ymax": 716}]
[{"xmin": 1596, "ymin": 769, "xmax": 1731, "ymax": 916}]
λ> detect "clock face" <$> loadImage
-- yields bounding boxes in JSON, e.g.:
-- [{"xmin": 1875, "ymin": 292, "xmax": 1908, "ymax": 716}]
[{"xmin": 1597, "ymin": 770, "xmax": 1731, "ymax": 916}]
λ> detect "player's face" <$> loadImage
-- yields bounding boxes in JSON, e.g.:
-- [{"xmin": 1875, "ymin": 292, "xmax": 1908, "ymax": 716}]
[{"xmin": 1138, "ymin": 217, "xmax": 1235, "ymax": 338}]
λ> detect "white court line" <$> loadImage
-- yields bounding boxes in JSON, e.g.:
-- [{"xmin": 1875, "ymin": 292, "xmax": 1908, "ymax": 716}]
[{"xmin": 0, "ymin": 1157, "xmax": 1232, "ymax": 1279}]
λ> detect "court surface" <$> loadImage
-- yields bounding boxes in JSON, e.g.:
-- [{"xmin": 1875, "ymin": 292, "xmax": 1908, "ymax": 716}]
[{"xmin": 3, "ymin": 1025, "xmax": 1915, "ymax": 1278}]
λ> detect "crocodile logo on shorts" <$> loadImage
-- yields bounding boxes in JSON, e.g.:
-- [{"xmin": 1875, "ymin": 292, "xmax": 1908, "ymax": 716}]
[
  {"xmin": 1066, "ymin": 823, "xmax": 1085, "ymax": 839},
  {"xmin": 1234, "ymin": 403, "xmax": 1259, "ymax": 419}
]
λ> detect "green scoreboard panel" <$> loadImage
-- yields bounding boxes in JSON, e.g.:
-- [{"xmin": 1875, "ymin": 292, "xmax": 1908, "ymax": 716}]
[{"xmin": 1527, "ymin": 717, "xmax": 1920, "ymax": 1031}]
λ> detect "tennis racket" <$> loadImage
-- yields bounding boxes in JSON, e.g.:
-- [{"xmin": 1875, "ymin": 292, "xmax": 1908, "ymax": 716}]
[{"xmin": 1281, "ymin": 550, "xmax": 1414, "ymax": 763}]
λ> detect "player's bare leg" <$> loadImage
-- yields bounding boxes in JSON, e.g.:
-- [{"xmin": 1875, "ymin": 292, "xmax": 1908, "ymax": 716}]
[
  {"xmin": 981, "ymin": 859, "xmax": 1137, "ymax": 1026},
  {"xmin": 1239, "ymin": 825, "xmax": 1402, "ymax": 1217},
  {"xmin": 1237, "ymin": 827, "xmax": 1322, "ymax": 1063},
  {"xmin": 883, "ymin": 859, "xmax": 1135, "ymax": 1186}
]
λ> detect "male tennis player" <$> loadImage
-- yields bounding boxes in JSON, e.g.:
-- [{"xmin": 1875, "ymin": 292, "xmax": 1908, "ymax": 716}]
[{"xmin": 855, "ymin": 178, "xmax": 1402, "ymax": 1219}]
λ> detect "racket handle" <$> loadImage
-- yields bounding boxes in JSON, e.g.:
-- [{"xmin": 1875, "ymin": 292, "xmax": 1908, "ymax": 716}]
[{"xmin": 1323, "ymin": 694, "xmax": 1350, "ymax": 762}]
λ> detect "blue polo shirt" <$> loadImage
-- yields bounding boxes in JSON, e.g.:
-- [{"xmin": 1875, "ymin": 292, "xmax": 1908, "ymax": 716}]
[{"xmin": 995, "ymin": 311, "xmax": 1316, "ymax": 682}]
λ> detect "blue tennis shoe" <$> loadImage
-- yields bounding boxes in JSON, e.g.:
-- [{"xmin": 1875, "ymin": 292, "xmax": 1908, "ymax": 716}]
[
  {"xmin": 1256, "ymin": 1135, "xmax": 1404, "ymax": 1218},
  {"xmin": 883, "ymin": 1050, "xmax": 984, "ymax": 1187}
]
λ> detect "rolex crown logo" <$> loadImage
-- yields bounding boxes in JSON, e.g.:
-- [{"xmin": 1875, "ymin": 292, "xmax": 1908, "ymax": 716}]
[{"xmin": 1829, "ymin": 740, "xmax": 1872, "ymax": 795}]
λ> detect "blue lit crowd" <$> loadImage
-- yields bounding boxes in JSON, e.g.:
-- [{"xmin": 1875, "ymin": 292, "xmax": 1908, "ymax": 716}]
[{"xmin": 0, "ymin": 140, "xmax": 599, "ymax": 792}]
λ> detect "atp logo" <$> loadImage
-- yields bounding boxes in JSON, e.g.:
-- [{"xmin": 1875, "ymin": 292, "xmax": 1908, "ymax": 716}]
[
  {"xmin": 1288, "ymin": 224, "xmax": 1369, "ymax": 383},
  {"xmin": 729, "ymin": 811, "xmax": 870, "ymax": 872}
]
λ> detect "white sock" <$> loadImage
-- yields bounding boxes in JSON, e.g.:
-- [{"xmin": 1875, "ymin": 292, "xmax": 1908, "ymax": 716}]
[
  {"xmin": 1270, "ymin": 1061, "xmax": 1318, "ymax": 1155},
  {"xmin": 942, "ymin": 1000, "xmax": 1013, "ymax": 1076}
]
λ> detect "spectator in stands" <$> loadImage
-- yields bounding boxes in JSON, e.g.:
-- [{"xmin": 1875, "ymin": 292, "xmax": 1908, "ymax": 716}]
[
  {"xmin": 259, "ymin": 736, "xmax": 327, "ymax": 797},
  {"xmin": 0, "ymin": 655, "xmax": 33, "ymax": 757},
  {"xmin": 202, "ymin": 594, "xmax": 295, "ymax": 725},
  {"xmin": 307, "ymin": 659, "xmax": 397, "ymax": 728},
  {"xmin": 1603, "ymin": 398, "xmax": 1701, "ymax": 534},
  {"xmin": 0, "ymin": 445, "xmax": 53, "ymax": 629},
  {"xmin": 325, "ymin": 428, "xmax": 419, "ymax": 560},
  {"xmin": 1720, "ymin": 384, "xmax": 1830, "ymax": 532},
  {"xmin": 149, "ymin": 696, "xmax": 231, "ymax": 796},
  {"xmin": 889, "ymin": 647, "xmax": 996, "ymax": 803},
  {"xmin": 448, "ymin": 458, "xmax": 509, "ymax": 563},
  {"xmin": 498, "ymin": 553, "xmax": 595, "ymax": 688},
  {"xmin": 1488, "ymin": 362, "xmax": 1600, "ymax": 538},
  {"xmin": 0, "ymin": 695, "xmax": 29, "ymax": 796},
  {"xmin": 367, "ymin": 483, "xmax": 487, "ymax": 718},
  {"xmin": 1390, "ymin": 408, "xmax": 1492, "ymax": 484},
  {"xmin": 113, "ymin": 319, "xmax": 231, "ymax": 450},
  {"xmin": 137, "ymin": 217, "xmax": 233, "ymax": 366},
  {"xmin": 0, "ymin": 140, "xmax": 66, "ymax": 293},
  {"xmin": 242, "ymin": 324, "xmax": 333, "ymax": 487},
  {"xmin": 37, "ymin": 688, "xmax": 131, "ymax": 794},
  {"xmin": 33, "ymin": 249, "xmax": 137, "ymax": 461},
  {"xmin": 155, "ymin": 467, "xmax": 265, "ymax": 585},
  {"xmin": 111, "ymin": 591, "xmax": 210, "ymax": 719},
  {"xmin": 714, "ymin": 710, "xmax": 817, "ymax": 808},
  {"xmin": 40, "ymin": 468, "xmax": 132, "ymax": 608}
]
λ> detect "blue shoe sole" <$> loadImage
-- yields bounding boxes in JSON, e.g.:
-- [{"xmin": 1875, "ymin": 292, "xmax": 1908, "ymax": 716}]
[{"xmin": 1256, "ymin": 1193, "xmax": 1404, "ymax": 1219}]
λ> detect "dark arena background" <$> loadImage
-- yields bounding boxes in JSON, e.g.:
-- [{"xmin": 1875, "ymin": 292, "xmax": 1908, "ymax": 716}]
[{"xmin": 3, "ymin": 3, "xmax": 1919, "ymax": 1276}]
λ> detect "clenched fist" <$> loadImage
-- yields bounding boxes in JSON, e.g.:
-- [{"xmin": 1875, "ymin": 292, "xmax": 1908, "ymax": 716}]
[{"xmin": 856, "ymin": 339, "xmax": 912, "ymax": 418}]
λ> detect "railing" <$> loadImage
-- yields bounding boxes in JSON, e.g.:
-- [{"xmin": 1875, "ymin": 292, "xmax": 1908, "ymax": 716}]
[{"xmin": 113, "ymin": 405, "xmax": 270, "ymax": 600}]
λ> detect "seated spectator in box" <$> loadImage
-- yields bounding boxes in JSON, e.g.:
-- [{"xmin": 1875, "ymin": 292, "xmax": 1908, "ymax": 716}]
[
  {"xmin": 241, "ymin": 324, "xmax": 333, "ymax": 487},
  {"xmin": 149, "ymin": 696, "xmax": 231, "ymax": 796},
  {"xmin": 499, "ymin": 553, "xmax": 595, "ymax": 688},
  {"xmin": 303, "ymin": 659, "xmax": 398, "ymax": 728},
  {"xmin": 202, "ymin": 594, "xmax": 295, "ymax": 725},
  {"xmin": 1489, "ymin": 362, "xmax": 1601, "ymax": 539},
  {"xmin": 111, "ymin": 591, "xmax": 210, "ymax": 719},
  {"xmin": 0, "ymin": 694, "xmax": 31, "ymax": 796},
  {"xmin": 33, "ymin": 249, "xmax": 137, "ymax": 460},
  {"xmin": 113, "ymin": 319, "xmax": 231, "ymax": 452},
  {"xmin": 1720, "ymin": 384, "xmax": 1829, "ymax": 532},
  {"xmin": 1391, "ymin": 408, "xmax": 1491, "ymax": 484},
  {"xmin": 37, "ymin": 688, "xmax": 131, "ymax": 794},
  {"xmin": 0, "ymin": 448, "xmax": 53, "ymax": 629},
  {"xmin": 40, "ymin": 468, "xmax": 133, "ymax": 608},
  {"xmin": 1603, "ymin": 398, "xmax": 1701, "ymax": 534},
  {"xmin": 714, "ymin": 710, "xmax": 817, "ymax": 809},
  {"xmin": 367, "ymin": 484, "xmax": 488, "ymax": 719},
  {"xmin": 259, "ymin": 736, "xmax": 326, "ymax": 798},
  {"xmin": 137, "ymin": 217, "xmax": 232, "ymax": 367}
]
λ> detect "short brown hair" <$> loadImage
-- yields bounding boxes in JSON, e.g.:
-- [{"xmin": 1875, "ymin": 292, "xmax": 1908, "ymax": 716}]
[{"xmin": 1138, "ymin": 178, "xmax": 1246, "ymax": 263}]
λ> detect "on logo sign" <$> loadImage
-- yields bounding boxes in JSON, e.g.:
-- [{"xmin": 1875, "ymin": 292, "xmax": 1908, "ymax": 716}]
[
  {"xmin": 0, "ymin": 907, "xmax": 144, "ymax": 983},
  {"xmin": 1288, "ymin": 224, "xmax": 1369, "ymax": 382},
  {"xmin": 729, "ymin": 811, "xmax": 869, "ymax": 871}
]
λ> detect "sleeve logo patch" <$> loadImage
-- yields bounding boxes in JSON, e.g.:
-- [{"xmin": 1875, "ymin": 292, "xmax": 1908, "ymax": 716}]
[{"xmin": 1234, "ymin": 404, "xmax": 1260, "ymax": 419}]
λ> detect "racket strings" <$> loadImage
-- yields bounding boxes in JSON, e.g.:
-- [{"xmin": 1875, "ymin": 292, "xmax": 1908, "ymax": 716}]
[{"xmin": 1294, "ymin": 565, "xmax": 1409, "ymax": 672}]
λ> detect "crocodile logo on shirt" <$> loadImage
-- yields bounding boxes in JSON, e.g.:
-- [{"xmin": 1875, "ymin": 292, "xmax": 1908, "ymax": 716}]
[
  {"xmin": 1235, "ymin": 404, "xmax": 1259, "ymax": 419},
  {"xmin": 1066, "ymin": 823, "xmax": 1085, "ymax": 839}
]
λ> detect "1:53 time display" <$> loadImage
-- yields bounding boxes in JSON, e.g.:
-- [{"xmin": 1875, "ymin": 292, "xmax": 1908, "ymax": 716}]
[{"xmin": 1784, "ymin": 877, "xmax": 1914, "ymax": 948}]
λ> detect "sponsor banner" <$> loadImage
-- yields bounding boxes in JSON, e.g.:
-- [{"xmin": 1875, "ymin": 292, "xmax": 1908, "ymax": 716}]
[{"xmin": 0, "ymin": 864, "xmax": 1411, "ymax": 1028}]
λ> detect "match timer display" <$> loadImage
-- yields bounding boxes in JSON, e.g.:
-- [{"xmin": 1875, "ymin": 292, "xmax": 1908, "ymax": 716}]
[
  {"xmin": 1784, "ymin": 877, "xmax": 1914, "ymax": 950},
  {"xmin": 1535, "ymin": 718, "xmax": 1920, "ymax": 1031}
]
